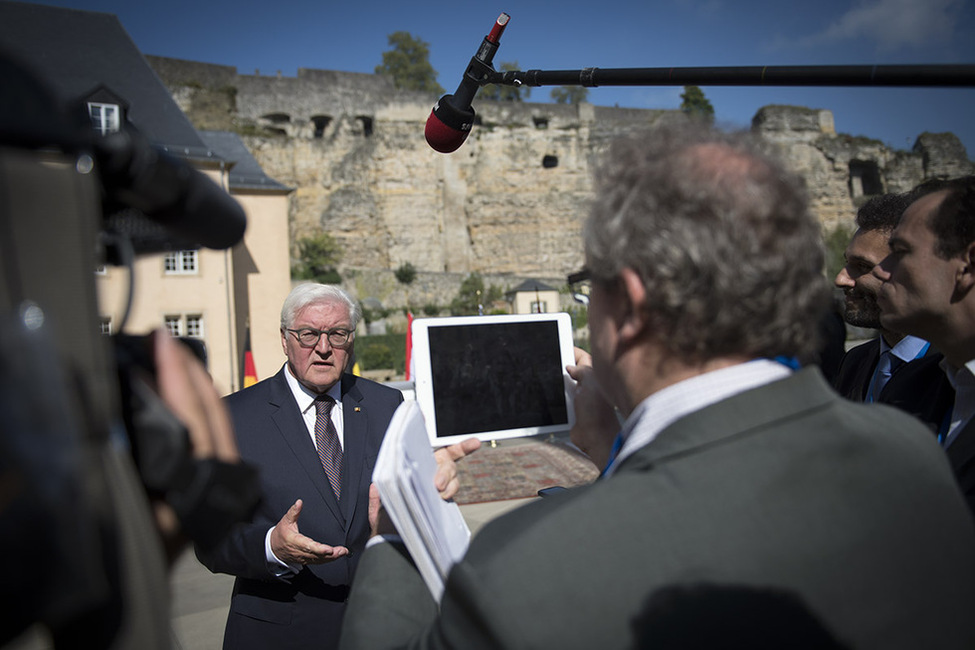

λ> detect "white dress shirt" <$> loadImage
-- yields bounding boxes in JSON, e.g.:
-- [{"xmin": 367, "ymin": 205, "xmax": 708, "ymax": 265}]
[
  {"xmin": 941, "ymin": 358, "xmax": 975, "ymax": 449},
  {"xmin": 265, "ymin": 363, "xmax": 345, "ymax": 575}
]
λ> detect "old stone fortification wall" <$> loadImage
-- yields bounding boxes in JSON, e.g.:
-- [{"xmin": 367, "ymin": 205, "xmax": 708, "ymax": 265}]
[{"xmin": 148, "ymin": 56, "xmax": 974, "ymax": 310}]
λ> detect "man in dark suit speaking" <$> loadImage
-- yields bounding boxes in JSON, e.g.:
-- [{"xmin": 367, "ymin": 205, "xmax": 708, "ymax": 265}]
[
  {"xmin": 339, "ymin": 125, "xmax": 975, "ymax": 649},
  {"xmin": 198, "ymin": 283, "xmax": 475, "ymax": 650}
]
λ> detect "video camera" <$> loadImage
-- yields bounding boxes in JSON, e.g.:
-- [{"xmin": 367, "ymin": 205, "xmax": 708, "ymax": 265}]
[{"xmin": 0, "ymin": 50, "xmax": 260, "ymax": 646}]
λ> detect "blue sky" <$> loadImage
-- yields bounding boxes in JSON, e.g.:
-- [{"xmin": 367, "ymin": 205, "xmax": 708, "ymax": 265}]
[{"xmin": 19, "ymin": 0, "xmax": 975, "ymax": 156}]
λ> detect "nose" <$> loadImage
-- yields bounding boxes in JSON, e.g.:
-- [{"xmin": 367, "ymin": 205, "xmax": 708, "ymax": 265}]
[
  {"xmin": 834, "ymin": 266, "xmax": 854, "ymax": 290},
  {"xmin": 314, "ymin": 333, "xmax": 333, "ymax": 353},
  {"xmin": 872, "ymin": 257, "xmax": 893, "ymax": 282}
]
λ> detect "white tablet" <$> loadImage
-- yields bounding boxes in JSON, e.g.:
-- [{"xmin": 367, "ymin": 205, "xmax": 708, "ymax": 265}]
[{"xmin": 410, "ymin": 313, "xmax": 577, "ymax": 447}]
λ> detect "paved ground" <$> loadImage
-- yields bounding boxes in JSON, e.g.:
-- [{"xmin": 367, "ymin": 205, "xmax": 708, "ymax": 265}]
[
  {"xmin": 168, "ymin": 496, "xmax": 534, "ymax": 649},
  {"xmin": 6, "ymin": 496, "xmax": 536, "ymax": 650}
]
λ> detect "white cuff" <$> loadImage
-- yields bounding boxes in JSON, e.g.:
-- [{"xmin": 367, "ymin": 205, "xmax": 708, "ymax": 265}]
[{"xmin": 265, "ymin": 527, "xmax": 301, "ymax": 577}]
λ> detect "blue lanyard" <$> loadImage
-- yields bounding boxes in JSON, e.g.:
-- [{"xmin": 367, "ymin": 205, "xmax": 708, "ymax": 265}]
[{"xmin": 599, "ymin": 432, "xmax": 624, "ymax": 478}]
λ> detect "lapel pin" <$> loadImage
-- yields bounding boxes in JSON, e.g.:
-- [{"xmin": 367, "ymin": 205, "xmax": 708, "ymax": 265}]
[{"xmin": 354, "ymin": 406, "xmax": 361, "ymax": 412}]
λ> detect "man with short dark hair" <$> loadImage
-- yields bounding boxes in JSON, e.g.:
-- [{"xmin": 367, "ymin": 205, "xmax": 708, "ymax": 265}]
[
  {"xmin": 833, "ymin": 194, "xmax": 950, "ymax": 432},
  {"xmin": 339, "ymin": 126, "xmax": 975, "ymax": 650},
  {"xmin": 877, "ymin": 176, "xmax": 975, "ymax": 513}
]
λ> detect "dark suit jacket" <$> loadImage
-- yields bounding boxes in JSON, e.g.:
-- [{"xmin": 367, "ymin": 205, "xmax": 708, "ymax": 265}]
[
  {"xmin": 833, "ymin": 338, "xmax": 952, "ymax": 435},
  {"xmin": 197, "ymin": 367, "xmax": 403, "ymax": 650},
  {"xmin": 340, "ymin": 368, "xmax": 975, "ymax": 650}
]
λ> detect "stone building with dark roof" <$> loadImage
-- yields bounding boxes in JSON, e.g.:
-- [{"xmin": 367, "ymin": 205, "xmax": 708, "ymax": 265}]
[{"xmin": 0, "ymin": 0, "xmax": 292, "ymax": 393}]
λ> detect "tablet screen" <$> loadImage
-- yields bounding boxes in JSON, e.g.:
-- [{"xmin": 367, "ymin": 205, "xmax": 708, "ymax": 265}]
[{"xmin": 411, "ymin": 313, "xmax": 576, "ymax": 446}]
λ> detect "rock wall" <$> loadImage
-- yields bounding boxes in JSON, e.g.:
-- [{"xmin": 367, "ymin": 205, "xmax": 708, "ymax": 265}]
[{"xmin": 148, "ymin": 56, "xmax": 974, "ymax": 303}]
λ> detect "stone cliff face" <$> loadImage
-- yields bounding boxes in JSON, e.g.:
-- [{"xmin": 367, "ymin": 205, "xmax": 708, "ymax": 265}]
[{"xmin": 148, "ymin": 56, "xmax": 973, "ymax": 292}]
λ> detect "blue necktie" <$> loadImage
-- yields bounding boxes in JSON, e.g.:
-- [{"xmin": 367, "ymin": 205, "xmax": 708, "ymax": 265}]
[{"xmin": 866, "ymin": 351, "xmax": 901, "ymax": 403}]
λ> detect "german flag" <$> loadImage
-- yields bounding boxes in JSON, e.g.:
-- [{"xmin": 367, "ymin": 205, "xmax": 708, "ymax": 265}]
[{"xmin": 242, "ymin": 324, "xmax": 258, "ymax": 388}]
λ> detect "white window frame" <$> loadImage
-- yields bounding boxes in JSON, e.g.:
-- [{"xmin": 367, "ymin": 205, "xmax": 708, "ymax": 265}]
[
  {"xmin": 99, "ymin": 317, "xmax": 113, "ymax": 335},
  {"xmin": 530, "ymin": 300, "xmax": 547, "ymax": 314},
  {"xmin": 185, "ymin": 314, "xmax": 204, "ymax": 338},
  {"xmin": 164, "ymin": 315, "xmax": 183, "ymax": 337},
  {"xmin": 88, "ymin": 102, "xmax": 120, "ymax": 135},
  {"xmin": 164, "ymin": 250, "xmax": 199, "ymax": 275},
  {"xmin": 164, "ymin": 314, "xmax": 205, "ymax": 339}
]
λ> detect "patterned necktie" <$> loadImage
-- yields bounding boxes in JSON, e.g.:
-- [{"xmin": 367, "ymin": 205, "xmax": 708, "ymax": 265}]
[{"xmin": 314, "ymin": 394, "xmax": 343, "ymax": 500}]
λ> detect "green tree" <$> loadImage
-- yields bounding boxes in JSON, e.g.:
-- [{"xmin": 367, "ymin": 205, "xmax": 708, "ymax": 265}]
[
  {"xmin": 292, "ymin": 232, "xmax": 342, "ymax": 284},
  {"xmin": 824, "ymin": 222, "xmax": 854, "ymax": 284},
  {"xmin": 450, "ymin": 273, "xmax": 503, "ymax": 316},
  {"xmin": 394, "ymin": 262, "xmax": 417, "ymax": 285},
  {"xmin": 550, "ymin": 86, "xmax": 589, "ymax": 104},
  {"xmin": 375, "ymin": 32, "xmax": 444, "ymax": 94},
  {"xmin": 479, "ymin": 62, "xmax": 531, "ymax": 102},
  {"xmin": 680, "ymin": 85, "xmax": 715, "ymax": 123}
]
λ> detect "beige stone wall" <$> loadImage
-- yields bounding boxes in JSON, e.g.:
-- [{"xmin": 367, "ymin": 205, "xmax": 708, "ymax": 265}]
[
  {"xmin": 96, "ymin": 166, "xmax": 292, "ymax": 396},
  {"xmin": 232, "ymin": 191, "xmax": 293, "ymax": 384}
]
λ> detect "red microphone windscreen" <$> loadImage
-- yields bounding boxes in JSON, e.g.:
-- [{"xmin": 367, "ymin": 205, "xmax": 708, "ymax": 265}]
[{"xmin": 424, "ymin": 109, "xmax": 470, "ymax": 154}]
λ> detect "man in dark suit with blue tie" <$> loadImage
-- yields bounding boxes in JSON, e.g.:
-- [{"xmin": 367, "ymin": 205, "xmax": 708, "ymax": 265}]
[
  {"xmin": 197, "ymin": 283, "xmax": 475, "ymax": 650},
  {"xmin": 832, "ymin": 193, "xmax": 951, "ymax": 434},
  {"xmin": 876, "ymin": 176, "xmax": 975, "ymax": 515}
]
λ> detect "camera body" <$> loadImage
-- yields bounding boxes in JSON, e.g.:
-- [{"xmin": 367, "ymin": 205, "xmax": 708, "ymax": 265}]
[{"xmin": 0, "ymin": 49, "xmax": 258, "ymax": 647}]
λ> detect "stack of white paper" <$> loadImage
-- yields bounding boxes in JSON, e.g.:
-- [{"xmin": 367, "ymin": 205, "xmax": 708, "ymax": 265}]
[{"xmin": 373, "ymin": 400, "xmax": 471, "ymax": 602}]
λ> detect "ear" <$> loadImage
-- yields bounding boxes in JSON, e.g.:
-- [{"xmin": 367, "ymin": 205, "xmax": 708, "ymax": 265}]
[
  {"xmin": 957, "ymin": 242, "xmax": 975, "ymax": 294},
  {"xmin": 280, "ymin": 328, "xmax": 289, "ymax": 355},
  {"xmin": 617, "ymin": 267, "xmax": 648, "ymax": 344}
]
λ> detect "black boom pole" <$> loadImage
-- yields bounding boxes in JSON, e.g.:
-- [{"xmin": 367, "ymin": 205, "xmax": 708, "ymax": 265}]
[{"xmin": 484, "ymin": 64, "xmax": 975, "ymax": 89}]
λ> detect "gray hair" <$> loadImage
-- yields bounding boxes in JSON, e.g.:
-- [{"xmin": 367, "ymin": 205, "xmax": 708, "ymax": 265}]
[
  {"xmin": 280, "ymin": 283, "xmax": 362, "ymax": 330},
  {"xmin": 584, "ymin": 123, "xmax": 829, "ymax": 363}
]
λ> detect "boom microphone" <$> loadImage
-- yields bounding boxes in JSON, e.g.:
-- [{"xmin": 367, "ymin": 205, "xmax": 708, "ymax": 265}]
[{"xmin": 425, "ymin": 12, "xmax": 509, "ymax": 153}]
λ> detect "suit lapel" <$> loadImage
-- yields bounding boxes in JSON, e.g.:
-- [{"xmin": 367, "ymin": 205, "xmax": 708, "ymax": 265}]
[
  {"xmin": 947, "ymin": 419, "xmax": 975, "ymax": 492},
  {"xmin": 267, "ymin": 369, "xmax": 345, "ymax": 524},
  {"xmin": 856, "ymin": 341, "xmax": 881, "ymax": 400}
]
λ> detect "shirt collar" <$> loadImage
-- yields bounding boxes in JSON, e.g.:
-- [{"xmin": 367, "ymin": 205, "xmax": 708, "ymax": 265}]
[
  {"xmin": 604, "ymin": 359, "xmax": 791, "ymax": 477},
  {"xmin": 283, "ymin": 362, "xmax": 342, "ymax": 415},
  {"xmin": 940, "ymin": 357, "xmax": 975, "ymax": 392},
  {"xmin": 884, "ymin": 334, "xmax": 930, "ymax": 364}
]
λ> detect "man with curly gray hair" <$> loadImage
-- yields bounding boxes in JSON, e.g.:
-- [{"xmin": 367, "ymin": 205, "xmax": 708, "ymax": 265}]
[{"xmin": 340, "ymin": 124, "xmax": 975, "ymax": 650}]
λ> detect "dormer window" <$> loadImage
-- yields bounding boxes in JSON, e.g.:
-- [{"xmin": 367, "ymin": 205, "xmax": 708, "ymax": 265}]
[{"xmin": 88, "ymin": 102, "xmax": 120, "ymax": 135}]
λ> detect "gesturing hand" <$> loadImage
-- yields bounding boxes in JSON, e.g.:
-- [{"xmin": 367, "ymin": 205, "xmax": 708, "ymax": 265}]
[{"xmin": 269, "ymin": 499, "xmax": 350, "ymax": 565}]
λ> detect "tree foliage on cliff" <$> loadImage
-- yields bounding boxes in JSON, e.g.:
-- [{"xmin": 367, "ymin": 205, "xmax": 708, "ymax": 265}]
[
  {"xmin": 680, "ymin": 85, "xmax": 714, "ymax": 123},
  {"xmin": 292, "ymin": 233, "xmax": 342, "ymax": 284},
  {"xmin": 479, "ymin": 62, "xmax": 531, "ymax": 102},
  {"xmin": 823, "ymin": 222, "xmax": 854, "ymax": 285},
  {"xmin": 551, "ymin": 86, "xmax": 589, "ymax": 104},
  {"xmin": 450, "ymin": 273, "xmax": 504, "ymax": 316},
  {"xmin": 375, "ymin": 32, "xmax": 444, "ymax": 94}
]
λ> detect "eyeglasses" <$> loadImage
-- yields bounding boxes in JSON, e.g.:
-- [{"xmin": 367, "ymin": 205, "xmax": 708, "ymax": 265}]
[
  {"xmin": 567, "ymin": 268, "xmax": 590, "ymax": 286},
  {"xmin": 567, "ymin": 267, "xmax": 591, "ymax": 306},
  {"xmin": 286, "ymin": 327, "xmax": 353, "ymax": 348}
]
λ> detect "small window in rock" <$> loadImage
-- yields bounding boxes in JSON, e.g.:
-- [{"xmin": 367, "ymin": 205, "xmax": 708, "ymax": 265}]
[
  {"xmin": 311, "ymin": 115, "xmax": 332, "ymax": 138},
  {"xmin": 533, "ymin": 116, "xmax": 549, "ymax": 129},
  {"xmin": 357, "ymin": 116, "xmax": 374, "ymax": 137},
  {"xmin": 542, "ymin": 155, "xmax": 559, "ymax": 169},
  {"xmin": 848, "ymin": 160, "xmax": 883, "ymax": 198}
]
